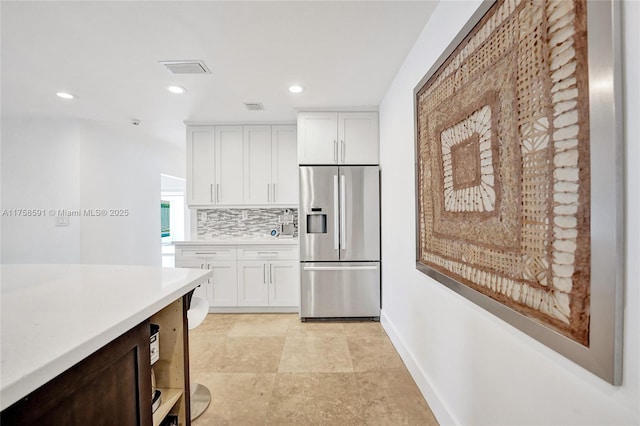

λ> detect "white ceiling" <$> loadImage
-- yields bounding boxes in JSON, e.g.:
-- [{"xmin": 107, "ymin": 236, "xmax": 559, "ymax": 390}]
[{"xmin": 1, "ymin": 1, "xmax": 437, "ymax": 146}]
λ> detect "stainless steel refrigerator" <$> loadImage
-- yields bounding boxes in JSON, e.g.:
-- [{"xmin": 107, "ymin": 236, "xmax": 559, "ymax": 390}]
[{"xmin": 299, "ymin": 165, "xmax": 380, "ymax": 320}]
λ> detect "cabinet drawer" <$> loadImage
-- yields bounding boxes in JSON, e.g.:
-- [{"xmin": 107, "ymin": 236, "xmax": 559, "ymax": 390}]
[
  {"xmin": 236, "ymin": 245, "xmax": 299, "ymax": 261},
  {"xmin": 175, "ymin": 245, "xmax": 236, "ymax": 261}
]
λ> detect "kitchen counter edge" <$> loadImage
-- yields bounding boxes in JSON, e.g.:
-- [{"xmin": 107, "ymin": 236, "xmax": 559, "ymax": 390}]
[{"xmin": 174, "ymin": 238, "xmax": 299, "ymax": 246}]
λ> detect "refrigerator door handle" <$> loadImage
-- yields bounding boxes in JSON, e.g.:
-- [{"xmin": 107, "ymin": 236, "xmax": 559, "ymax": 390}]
[
  {"xmin": 333, "ymin": 175, "xmax": 339, "ymax": 250},
  {"xmin": 302, "ymin": 266, "xmax": 378, "ymax": 271},
  {"xmin": 340, "ymin": 174, "xmax": 346, "ymax": 249}
]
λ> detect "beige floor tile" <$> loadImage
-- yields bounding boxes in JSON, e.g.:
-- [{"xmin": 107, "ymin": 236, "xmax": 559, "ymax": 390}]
[
  {"xmin": 209, "ymin": 336, "xmax": 285, "ymax": 373},
  {"xmin": 227, "ymin": 313, "xmax": 294, "ymax": 337},
  {"xmin": 287, "ymin": 319, "xmax": 345, "ymax": 337},
  {"xmin": 278, "ymin": 335, "xmax": 354, "ymax": 373},
  {"xmin": 266, "ymin": 373, "xmax": 364, "ymax": 425},
  {"xmin": 356, "ymin": 369, "xmax": 438, "ymax": 426},
  {"xmin": 189, "ymin": 334, "xmax": 225, "ymax": 371},
  {"xmin": 193, "ymin": 372, "xmax": 276, "ymax": 426},
  {"xmin": 187, "ymin": 314, "xmax": 439, "ymax": 425},
  {"xmin": 196, "ymin": 313, "xmax": 240, "ymax": 335},
  {"xmin": 344, "ymin": 321, "xmax": 386, "ymax": 337},
  {"xmin": 348, "ymin": 335, "xmax": 405, "ymax": 372}
]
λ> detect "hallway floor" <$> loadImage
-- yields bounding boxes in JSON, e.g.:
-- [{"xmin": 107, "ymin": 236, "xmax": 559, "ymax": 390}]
[{"xmin": 189, "ymin": 313, "xmax": 438, "ymax": 425}]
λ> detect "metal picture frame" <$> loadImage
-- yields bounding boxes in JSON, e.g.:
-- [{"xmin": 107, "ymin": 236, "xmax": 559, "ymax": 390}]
[{"xmin": 413, "ymin": 0, "xmax": 623, "ymax": 385}]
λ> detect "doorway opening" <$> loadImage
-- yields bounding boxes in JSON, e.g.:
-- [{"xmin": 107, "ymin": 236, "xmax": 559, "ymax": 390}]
[{"xmin": 161, "ymin": 174, "xmax": 187, "ymax": 267}]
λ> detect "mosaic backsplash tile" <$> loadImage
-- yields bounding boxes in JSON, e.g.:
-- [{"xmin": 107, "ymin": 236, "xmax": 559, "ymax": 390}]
[{"xmin": 197, "ymin": 208, "xmax": 298, "ymax": 238}]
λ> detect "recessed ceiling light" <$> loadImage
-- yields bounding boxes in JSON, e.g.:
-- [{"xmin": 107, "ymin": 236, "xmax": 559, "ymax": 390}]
[
  {"xmin": 167, "ymin": 85, "xmax": 187, "ymax": 94},
  {"xmin": 56, "ymin": 92, "xmax": 76, "ymax": 99},
  {"xmin": 288, "ymin": 85, "xmax": 303, "ymax": 93}
]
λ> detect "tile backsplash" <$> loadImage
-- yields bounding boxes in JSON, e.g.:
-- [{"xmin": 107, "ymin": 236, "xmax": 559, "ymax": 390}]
[{"xmin": 196, "ymin": 208, "xmax": 298, "ymax": 239}]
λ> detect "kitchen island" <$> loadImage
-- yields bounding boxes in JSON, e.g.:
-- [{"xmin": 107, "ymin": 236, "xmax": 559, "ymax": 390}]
[{"xmin": 0, "ymin": 264, "xmax": 211, "ymax": 425}]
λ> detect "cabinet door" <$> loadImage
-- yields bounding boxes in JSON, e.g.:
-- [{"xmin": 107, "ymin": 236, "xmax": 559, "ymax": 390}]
[
  {"xmin": 297, "ymin": 112, "xmax": 338, "ymax": 164},
  {"xmin": 208, "ymin": 260, "xmax": 238, "ymax": 307},
  {"xmin": 338, "ymin": 112, "xmax": 379, "ymax": 165},
  {"xmin": 268, "ymin": 260, "xmax": 299, "ymax": 307},
  {"xmin": 243, "ymin": 126, "xmax": 272, "ymax": 205},
  {"xmin": 187, "ymin": 126, "xmax": 215, "ymax": 205},
  {"xmin": 175, "ymin": 259, "xmax": 212, "ymax": 304},
  {"xmin": 237, "ymin": 261, "xmax": 269, "ymax": 306},
  {"xmin": 272, "ymin": 125, "xmax": 298, "ymax": 205},
  {"xmin": 0, "ymin": 321, "xmax": 152, "ymax": 426},
  {"xmin": 215, "ymin": 126, "xmax": 244, "ymax": 205}
]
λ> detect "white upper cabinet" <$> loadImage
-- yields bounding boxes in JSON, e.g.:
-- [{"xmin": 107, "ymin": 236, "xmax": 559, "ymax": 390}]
[
  {"xmin": 297, "ymin": 112, "xmax": 338, "ymax": 165},
  {"xmin": 243, "ymin": 126, "xmax": 272, "ymax": 205},
  {"xmin": 338, "ymin": 112, "xmax": 379, "ymax": 165},
  {"xmin": 297, "ymin": 111, "xmax": 379, "ymax": 165},
  {"xmin": 243, "ymin": 125, "xmax": 298, "ymax": 206},
  {"xmin": 187, "ymin": 124, "xmax": 297, "ymax": 207},
  {"xmin": 271, "ymin": 125, "xmax": 298, "ymax": 205},
  {"xmin": 214, "ymin": 126, "xmax": 244, "ymax": 205},
  {"xmin": 186, "ymin": 126, "xmax": 216, "ymax": 205}
]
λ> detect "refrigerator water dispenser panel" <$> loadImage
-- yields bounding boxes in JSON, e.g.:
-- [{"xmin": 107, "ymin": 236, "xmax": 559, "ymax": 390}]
[{"xmin": 306, "ymin": 208, "xmax": 327, "ymax": 234}]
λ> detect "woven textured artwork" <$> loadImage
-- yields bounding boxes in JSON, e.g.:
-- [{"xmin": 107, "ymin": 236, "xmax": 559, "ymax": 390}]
[{"xmin": 416, "ymin": 0, "xmax": 590, "ymax": 345}]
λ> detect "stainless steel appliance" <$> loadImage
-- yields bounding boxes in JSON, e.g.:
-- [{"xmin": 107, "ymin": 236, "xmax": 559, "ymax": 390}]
[
  {"xmin": 279, "ymin": 209, "xmax": 295, "ymax": 238},
  {"xmin": 299, "ymin": 165, "xmax": 380, "ymax": 320}
]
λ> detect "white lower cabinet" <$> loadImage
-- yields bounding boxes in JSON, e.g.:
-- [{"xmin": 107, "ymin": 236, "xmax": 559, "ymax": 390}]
[
  {"xmin": 237, "ymin": 261, "xmax": 270, "ymax": 306},
  {"xmin": 174, "ymin": 258, "xmax": 212, "ymax": 303},
  {"xmin": 208, "ymin": 261, "xmax": 238, "ymax": 306},
  {"xmin": 175, "ymin": 243, "xmax": 299, "ymax": 311},
  {"xmin": 174, "ymin": 258, "xmax": 237, "ymax": 307},
  {"xmin": 237, "ymin": 260, "xmax": 299, "ymax": 307},
  {"xmin": 268, "ymin": 261, "xmax": 299, "ymax": 307}
]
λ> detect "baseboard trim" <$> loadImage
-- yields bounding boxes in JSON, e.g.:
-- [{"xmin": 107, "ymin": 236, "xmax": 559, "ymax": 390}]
[
  {"xmin": 208, "ymin": 306, "xmax": 299, "ymax": 314},
  {"xmin": 380, "ymin": 310, "xmax": 457, "ymax": 425}
]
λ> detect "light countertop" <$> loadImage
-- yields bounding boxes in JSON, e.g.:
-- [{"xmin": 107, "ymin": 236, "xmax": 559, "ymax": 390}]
[
  {"xmin": 0, "ymin": 264, "xmax": 211, "ymax": 410},
  {"xmin": 174, "ymin": 237, "xmax": 298, "ymax": 246}
]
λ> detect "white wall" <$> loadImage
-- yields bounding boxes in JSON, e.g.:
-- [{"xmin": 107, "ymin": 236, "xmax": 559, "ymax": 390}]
[
  {"xmin": 1, "ymin": 118, "xmax": 185, "ymax": 266},
  {"xmin": 1, "ymin": 119, "xmax": 82, "ymax": 263},
  {"xmin": 378, "ymin": 1, "xmax": 639, "ymax": 425},
  {"xmin": 78, "ymin": 120, "xmax": 185, "ymax": 265}
]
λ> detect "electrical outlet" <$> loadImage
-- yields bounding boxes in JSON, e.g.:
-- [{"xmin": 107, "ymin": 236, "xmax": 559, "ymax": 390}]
[{"xmin": 242, "ymin": 210, "xmax": 248, "ymax": 220}]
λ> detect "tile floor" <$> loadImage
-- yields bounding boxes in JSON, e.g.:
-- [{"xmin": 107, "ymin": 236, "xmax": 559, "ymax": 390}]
[{"xmin": 189, "ymin": 313, "xmax": 438, "ymax": 425}]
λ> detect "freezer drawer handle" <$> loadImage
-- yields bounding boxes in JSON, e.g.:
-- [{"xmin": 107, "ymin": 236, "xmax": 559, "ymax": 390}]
[{"xmin": 302, "ymin": 266, "xmax": 378, "ymax": 271}]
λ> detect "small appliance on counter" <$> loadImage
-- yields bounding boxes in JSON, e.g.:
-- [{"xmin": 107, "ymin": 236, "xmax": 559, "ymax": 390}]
[{"xmin": 278, "ymin": 209, "xmax": 296, "ymax": 238}]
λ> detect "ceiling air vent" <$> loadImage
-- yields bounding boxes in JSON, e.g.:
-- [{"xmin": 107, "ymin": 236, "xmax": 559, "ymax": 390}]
[
  {"xmin": 159, "ymin": 60, "xmax": 211, "ymax": 74},
  {"xmin": 244, "ymin": 102, "xmax": 264, "ymax": 111}
]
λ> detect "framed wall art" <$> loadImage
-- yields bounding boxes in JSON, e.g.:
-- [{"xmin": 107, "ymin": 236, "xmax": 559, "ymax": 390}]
[{"xmin": 414, "ymin": 0, "xmax": 623, "ymax": 384}]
